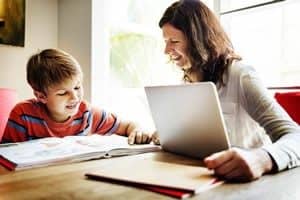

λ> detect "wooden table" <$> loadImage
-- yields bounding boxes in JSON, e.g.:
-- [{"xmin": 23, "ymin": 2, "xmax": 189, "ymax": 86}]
[{"xmin": 1, "ymin": 151, "xmax": 300, "ymax": 200}]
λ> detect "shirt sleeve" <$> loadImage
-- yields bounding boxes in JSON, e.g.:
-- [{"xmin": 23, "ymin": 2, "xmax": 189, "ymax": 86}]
[
  {"xmin": 240, "ymin": 66, "xmax": 300, "ymax": 171},
  {"xmin": 2, "ymin": 105, "xmax": 29, "ymax": 143},
  {"xmin": 91, "ymin": 107, "xmax": 120, "ymax": 136}
]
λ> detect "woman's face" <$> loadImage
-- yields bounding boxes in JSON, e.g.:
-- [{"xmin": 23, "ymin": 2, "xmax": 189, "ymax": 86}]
[{"xmin": 162, "ymin": 23, "xmax": 191, "ymax": 70}]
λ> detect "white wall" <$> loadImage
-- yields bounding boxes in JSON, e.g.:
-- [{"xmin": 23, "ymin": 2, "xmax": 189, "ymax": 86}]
[
  {"xmin": 0, "ymin": 0, "xmax": 58, "ymax": 100},
  {"xmin": 0, "ymin": 0, "xmax": 93, "ymax": 102},
  {"xmin": 58, "ymin": 0, "xmax": 92, "ymax": 102}
]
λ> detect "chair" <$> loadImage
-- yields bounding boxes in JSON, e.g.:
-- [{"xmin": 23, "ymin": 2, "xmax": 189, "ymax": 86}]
[
  {"xmin": 271, "ymin": 86, "xmax": 300, "ymax": 125},
  {"xmin": 0, "ymin": 88, "xmax": 17, "ymax": 142}
]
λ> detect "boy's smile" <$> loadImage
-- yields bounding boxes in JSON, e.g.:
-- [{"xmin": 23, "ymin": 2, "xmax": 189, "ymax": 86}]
[{"xmin": 66, "ymin": 102, "xmax": 79, "ymax": 110}]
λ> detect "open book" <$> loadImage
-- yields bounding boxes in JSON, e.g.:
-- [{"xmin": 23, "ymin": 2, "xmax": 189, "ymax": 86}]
[
  {"xmin": 0, "ymin": 134, "xmax": 161, "ymax": 170},
  {"xmin": 85, "ymin": 152, "xmax": 222, "ymax": 199}
]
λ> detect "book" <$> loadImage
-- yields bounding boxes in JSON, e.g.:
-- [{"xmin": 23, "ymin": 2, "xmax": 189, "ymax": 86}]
[
  {"xmin": 0, "ymin": 134, "xmax": 161, "ymax": 170},
  {"xmin": 87, "ymin": 175, "xmax": 221, "ymax": 199},
  {"xmin": 141, "ymin": 185, "xmax": 195, "ymax": 199},
  {"xmin": 85, "ymin": 152, "xmax": 223, "ymax": 199},
  {"xmin": 134, "ymin": 179, "xmax": 221, "ymax": 199}
]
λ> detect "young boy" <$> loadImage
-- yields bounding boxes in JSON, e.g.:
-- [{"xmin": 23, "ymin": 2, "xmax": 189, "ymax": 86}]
[{"xmin": 2, "ymin": 48, "xmax": 153, "ymax": 144}]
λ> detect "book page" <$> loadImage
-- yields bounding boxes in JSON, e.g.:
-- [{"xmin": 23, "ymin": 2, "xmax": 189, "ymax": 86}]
[
  {"xmin": 63, "ymin": 134, "xmax": 161, "ymax": 157},
  {"xmin": 0, "ymin": 137, "xmax": 96, "ymax": 165},
  {"xmin": 0, "ymin": 134, "xmax": 160, "ymax": 169},
  {"xmin": 63, "ymin": 134, "xmax": 131, "ymax": 150}
]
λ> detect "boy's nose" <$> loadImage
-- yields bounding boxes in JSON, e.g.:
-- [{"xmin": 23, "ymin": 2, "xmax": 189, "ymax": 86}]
[{"xmin": 70, "ymin": 91, "xmax": 79, "ymax": 101}]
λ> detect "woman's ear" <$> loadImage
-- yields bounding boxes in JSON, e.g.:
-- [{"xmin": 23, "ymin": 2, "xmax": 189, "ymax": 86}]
[{"xmin": 34, "ymin": 90, "xmax": 47, "ymax": 104}]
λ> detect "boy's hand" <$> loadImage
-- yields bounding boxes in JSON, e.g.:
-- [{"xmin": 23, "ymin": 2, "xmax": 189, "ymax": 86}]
[
  {"xmin": 152, "ymin": 131, "xmax": 160, "ymax": 145},
  {"xmin": 115, "ymin": 120, "xmax": 158, "ymax": 145},
  {"xmin": 128, "ymin": 129, "xmax": 153, "ymax": 144}
]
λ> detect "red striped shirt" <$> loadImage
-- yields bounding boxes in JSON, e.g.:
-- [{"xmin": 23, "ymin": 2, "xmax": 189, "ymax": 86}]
[{"xmin": 2, "ymin": 99, "xmax": 120, "ymax": 142}]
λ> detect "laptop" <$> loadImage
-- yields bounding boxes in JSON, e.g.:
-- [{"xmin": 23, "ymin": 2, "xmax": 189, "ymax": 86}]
[{"xmin": 144, "ymin": 82, "xmax": 230, "ymax": 159}]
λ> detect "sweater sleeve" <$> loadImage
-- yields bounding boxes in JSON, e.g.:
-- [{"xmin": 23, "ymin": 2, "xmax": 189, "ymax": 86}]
[{"xmin": 240, "ymin": 66, "xmax": 300, "ymax": 171}]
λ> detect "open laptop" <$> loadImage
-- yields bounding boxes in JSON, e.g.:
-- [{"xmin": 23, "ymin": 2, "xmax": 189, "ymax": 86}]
[{"xmin": 144, "ymin": 82, "xmax": 230, "ymax": 159}]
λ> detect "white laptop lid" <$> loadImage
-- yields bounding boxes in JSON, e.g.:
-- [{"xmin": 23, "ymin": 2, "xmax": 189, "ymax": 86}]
[{"xmin": 145, "ymin": 82, "xmax": 230, "ymax": 159}]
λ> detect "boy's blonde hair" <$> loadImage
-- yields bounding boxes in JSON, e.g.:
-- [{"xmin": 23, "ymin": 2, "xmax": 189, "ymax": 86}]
[{"xmin": 27, "ymin": 49, "xmax": 82, "ymax": 93}]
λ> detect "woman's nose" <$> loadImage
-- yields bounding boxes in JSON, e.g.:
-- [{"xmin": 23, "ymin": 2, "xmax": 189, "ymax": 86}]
[{"xmin": 164, "ymin": 43, "xmax": 171, "ymax": 55}]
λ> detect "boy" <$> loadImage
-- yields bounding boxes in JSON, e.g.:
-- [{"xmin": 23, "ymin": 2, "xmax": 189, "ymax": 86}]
[{"xmin": 2, "ymin": 48, "xmax": 153, "ymax": 144}]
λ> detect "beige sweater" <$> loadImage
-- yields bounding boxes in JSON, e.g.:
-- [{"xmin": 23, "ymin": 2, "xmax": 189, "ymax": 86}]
[{"xmin": 218, "ymin": 61, "xmax": 300, "ymax": 171}]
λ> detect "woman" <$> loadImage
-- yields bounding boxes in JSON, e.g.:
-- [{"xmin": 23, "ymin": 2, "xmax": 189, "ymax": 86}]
[{"xmin": 159, "ymin": 0, "xmax": 300, "ymax": 182}]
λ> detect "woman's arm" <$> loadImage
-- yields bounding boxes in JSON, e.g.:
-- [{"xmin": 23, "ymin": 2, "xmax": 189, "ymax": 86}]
[{"xmin": 240, "ymin": 66, "xmax": 300, "ymax": 171}]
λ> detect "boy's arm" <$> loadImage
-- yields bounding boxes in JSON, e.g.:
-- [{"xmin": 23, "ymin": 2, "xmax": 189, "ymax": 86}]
[
  {"xmin": 115, "ymin": 120, "xmax": 153, "ymax": 144},
  {"xmin": 2, "ymin": 107, "xmax": 28, "ymax": 143},
  {"xmin": 91, "ymin": 107, "xmax": 156, "ymax": 144}
]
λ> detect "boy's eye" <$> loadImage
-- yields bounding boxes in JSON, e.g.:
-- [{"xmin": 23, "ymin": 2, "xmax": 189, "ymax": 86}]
[
  {"xmin": 57, "ymin": 92, "xmax": 67, "ymax": 96},
  {"xmin": 74, "ymin": 86, "xmax": 81, "ymax": 90}
]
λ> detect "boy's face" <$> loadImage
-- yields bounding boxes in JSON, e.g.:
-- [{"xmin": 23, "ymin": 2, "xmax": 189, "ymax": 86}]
[{"xmin": 36, "ymin": 75, "xmax": 83, "ymax": 122}]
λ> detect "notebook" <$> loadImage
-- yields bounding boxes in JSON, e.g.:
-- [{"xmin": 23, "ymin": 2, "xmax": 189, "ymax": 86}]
[
  {"xmin": 85, "ymin": 152, "xmax": 223, "ymax": 199},
  {"xmin": 144, "ymin": 82, "xmax": 230, "ymax": 159}
]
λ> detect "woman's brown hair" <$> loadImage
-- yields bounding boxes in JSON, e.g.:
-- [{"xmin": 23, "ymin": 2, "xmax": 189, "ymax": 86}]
[{"xmin": 159, "ymin": 0, "xmax": 241, "ymax": 85}]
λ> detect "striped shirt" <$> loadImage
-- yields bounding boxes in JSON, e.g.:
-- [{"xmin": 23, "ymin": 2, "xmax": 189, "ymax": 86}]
[{"xmin": 2, "ymin": 99, "xmax": 120, "ymax": 143}]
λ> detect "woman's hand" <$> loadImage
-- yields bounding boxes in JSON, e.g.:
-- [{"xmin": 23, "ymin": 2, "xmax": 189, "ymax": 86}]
[{"xmin": 204, "ymin": 147, "xmax": 274, "ymax": 182}]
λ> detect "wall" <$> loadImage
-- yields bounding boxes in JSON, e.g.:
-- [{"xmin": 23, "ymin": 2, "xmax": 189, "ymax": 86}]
[
  {"xmin": 58, "ymin": 0, "xmax": 92, "ymax": 102},
  {"xmin": 0, "ymin": 0, "xmax": 93, "ymax": 102},
  {"xmin": 0, "ymin": 0, "xmax": 58, "ymax": 100}
]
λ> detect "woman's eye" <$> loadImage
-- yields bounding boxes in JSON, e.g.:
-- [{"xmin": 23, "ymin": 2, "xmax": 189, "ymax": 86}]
[{"xmin": 74, "ymin": 86, "xmax": 81, "ymax": 90}]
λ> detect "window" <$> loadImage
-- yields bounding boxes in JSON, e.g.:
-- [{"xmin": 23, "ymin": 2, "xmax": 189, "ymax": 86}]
[
  {"xmin": 220, "ymin": 0, "xmax": 300, "ymax": 86},
  {"xmin": 92, "ymin": 0, "xmax": 300, "ymax": 128},
  {"xmin": 220, "ymin": 0, "xmax": 279, "ymax": 14},
  {"xmin": 93, "ymin": 0, "xmax": 183, "ymax": 129}
]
